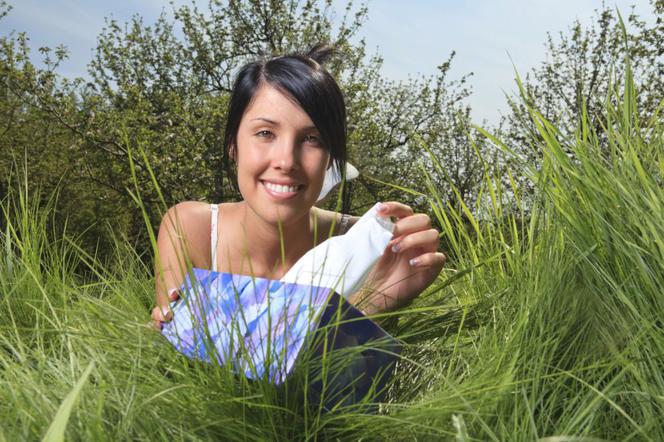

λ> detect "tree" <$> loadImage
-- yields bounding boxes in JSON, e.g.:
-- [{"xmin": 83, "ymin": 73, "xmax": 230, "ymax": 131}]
[
  {"xmin": 69, "ymin": 0, "xmax": 486, "ymax": 234},
  {"xmin": 0, "ymin": 1, "xmax": 130, "ymax": 256},
  {"xmin": 500, "ymin": 1, "xmax": 663, "ymax": 164},
  {"xmin": 2, "ymin": 0, "xmax": 486, "ymax": 258}
]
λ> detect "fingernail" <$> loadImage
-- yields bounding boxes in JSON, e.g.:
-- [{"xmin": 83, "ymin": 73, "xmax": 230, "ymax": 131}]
[
  {"xmin": 392, "ymin": 244, "xmax": 400, "ymax": 253},
  {"xmin": 161, "ymin": 306, "xmax": 170, "ymax": 318},
  {"xmin": 409, "ymin": 258, "xmax": 419, "ymax": 267},
  {"xmin": 168, "ymin": 288, "xmax": 180, "ymax": 299}
]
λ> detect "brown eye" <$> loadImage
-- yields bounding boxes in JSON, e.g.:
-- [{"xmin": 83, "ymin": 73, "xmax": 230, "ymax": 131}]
[
  {"xmin": 256, "ymin": 130, "xmax": 274, "ymax": 139},
  {"xmin": 303, "ymin": 134, "xmax": 322, "ymax": 146}
]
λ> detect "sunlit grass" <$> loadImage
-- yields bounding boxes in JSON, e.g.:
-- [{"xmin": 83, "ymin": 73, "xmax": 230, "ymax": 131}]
[{"xmin": 1, "ymin": 53, "xmax": 663, "ymax": 440}]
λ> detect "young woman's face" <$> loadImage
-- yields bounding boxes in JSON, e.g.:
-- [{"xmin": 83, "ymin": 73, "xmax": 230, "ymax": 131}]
[{"xmin": 234, "ymin": 84, "xmax": 330, "ymax": 226}]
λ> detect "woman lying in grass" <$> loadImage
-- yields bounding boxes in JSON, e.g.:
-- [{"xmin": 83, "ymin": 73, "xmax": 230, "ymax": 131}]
[{"xmin": 150, "ymin": 43, "xmax": 446, "ymax": 329}]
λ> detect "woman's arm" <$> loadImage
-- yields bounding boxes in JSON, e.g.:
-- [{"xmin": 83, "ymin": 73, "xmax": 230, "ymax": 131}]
[{"xmin": 151, "ymin": 202, "xmax": 209, "ymax": 329}]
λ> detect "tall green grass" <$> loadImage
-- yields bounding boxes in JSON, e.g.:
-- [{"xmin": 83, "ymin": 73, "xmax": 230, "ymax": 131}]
[{"xmin": 1, "ymin": 55, "xmax": 662, "ymax": 440}]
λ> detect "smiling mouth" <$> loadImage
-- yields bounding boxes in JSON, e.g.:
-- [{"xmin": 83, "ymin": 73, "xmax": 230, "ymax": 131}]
[{"xmin": 260, "ymin": 180, "xmax": 304, "ymax": 197}]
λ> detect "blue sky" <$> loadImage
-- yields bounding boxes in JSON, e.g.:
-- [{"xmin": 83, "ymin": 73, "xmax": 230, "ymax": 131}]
[{"xmin": 2, "ymin": 0, "xmax": 655, "ymax": 124}]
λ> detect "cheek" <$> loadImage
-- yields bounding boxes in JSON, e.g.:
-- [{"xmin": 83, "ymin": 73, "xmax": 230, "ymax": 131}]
[
  {"xmin": 234, "ymin": 148, "xmax": 264, "ymax": 199},
  {"xmin": 306, "ymin": 152, "xmax": 331, "ymax": 194},
  {"xmin": 236, "ymin": 145, "xmax": 264, "ymax": 174},
  {"xmin": 305, "ymin": 157, "xmax": 326, "ymax": 183},
  {"xmin": 308, "ymin": 150, "xmax": 330, "ymax": 174}
]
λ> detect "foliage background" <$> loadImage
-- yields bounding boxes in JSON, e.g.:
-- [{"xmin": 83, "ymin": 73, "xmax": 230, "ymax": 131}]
[{"xmin": 1, "ymin": 0, "xmax": 663, "ymax": 439}]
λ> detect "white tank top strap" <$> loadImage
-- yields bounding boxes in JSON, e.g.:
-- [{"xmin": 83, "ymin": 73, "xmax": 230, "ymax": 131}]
[{"xmin": 210, "ymin": 204, "xmax": 219, "ymax": 272}]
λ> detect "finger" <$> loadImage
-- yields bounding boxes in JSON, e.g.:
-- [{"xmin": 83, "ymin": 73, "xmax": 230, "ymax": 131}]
[
  {"xmin": 409, "ymin": 251, "xmax": 447, "ymax": 268},
  {"xmin": 377, "ymin": 201, "xmax": 414, "ymax": 220},
  {"xmin": 150, "ymin": 307, "xmax": 164, "ymax": 331},
  {"xmin": 151, "ymin": 305, "xmax": 173, "ymax": 323},
  {"xmin": 151, "ymin": 306, "xmax": 161, "ymax": 322},
  {"xmin": 168, "ymin": 288, "xmax": 181, "ymax": 302},
  {"xmin": 391, "ymin": 229, "xmax": 440, "ymax": 254},
  {"xmin": 391, "ymin": 213, "xmax": 432, "ymax": 239},
  {"xmin": 161, "ymin": 305, "xmax": 173, "ymax": 322}
]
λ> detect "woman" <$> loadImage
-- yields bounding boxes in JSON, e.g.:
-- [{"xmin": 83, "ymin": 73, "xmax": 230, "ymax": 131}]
[{"xmin": 151, "ymin": 44, "xmax": 446, "ymax": 329}]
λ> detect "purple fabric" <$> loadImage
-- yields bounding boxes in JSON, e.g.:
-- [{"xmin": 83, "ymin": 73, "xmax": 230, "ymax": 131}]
[{"xmin": 161, "ymin": 268, "xmax": 332, "ymax": 384}]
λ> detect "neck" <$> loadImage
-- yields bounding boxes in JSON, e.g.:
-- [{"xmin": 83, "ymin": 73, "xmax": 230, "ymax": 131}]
[{"xmin": 235, "ymin": 202, "xmax": 317, "ymax": 278}]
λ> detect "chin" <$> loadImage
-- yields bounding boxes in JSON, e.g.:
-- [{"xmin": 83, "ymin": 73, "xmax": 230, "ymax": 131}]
[{"xmin": 243, "ymin": 190, "xmax": 314, "ymax": 226}]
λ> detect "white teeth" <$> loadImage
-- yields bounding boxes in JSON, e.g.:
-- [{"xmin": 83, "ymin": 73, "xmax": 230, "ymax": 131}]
[{"xmin": 264, "ymin": 182, "xmax": 299, "ymax": 193}]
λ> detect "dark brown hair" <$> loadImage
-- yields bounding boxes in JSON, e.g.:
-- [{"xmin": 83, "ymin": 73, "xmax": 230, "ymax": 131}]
[{"xmin": 223, "ymin": 44, "xmax": 347, "ymax": 189}]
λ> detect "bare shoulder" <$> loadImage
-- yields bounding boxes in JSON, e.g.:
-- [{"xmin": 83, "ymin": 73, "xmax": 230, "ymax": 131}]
[
  {"xmin": 161, "ymin": 201, "xmax": 211, "ymax": 231},
  {"xmin": 159, "ymin": 201, "xmax": 214, "ymax": 267}
]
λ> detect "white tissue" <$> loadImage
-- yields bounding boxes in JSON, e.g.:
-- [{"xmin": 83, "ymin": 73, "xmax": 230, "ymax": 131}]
[{"xmin": 281, "ymin": 202, "xmax": 394, "ymax": 298}]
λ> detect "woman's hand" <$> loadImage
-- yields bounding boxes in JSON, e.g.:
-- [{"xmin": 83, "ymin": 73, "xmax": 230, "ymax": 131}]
[
  {"xmin": 150, "ymin": 288, "xmax": 181, "ymax": 330},
  {"xmin": 351, "ymin": 202, "xmax": 446, "ymax": 315}
]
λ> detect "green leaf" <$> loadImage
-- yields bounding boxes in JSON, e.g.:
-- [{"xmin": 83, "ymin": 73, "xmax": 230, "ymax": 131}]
[{"xmin": 42, "ymin": 362, "xmax": 95, "ymax": 442}]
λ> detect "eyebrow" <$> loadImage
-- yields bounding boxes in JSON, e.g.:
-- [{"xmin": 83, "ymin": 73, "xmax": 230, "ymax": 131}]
[
  {"xmin": 249, "ymin": 117, "xmax": 318, "ymax": 132},
  {"xmin": 250, "ymin": 117, "xmax": 279, "ymax": 125}
]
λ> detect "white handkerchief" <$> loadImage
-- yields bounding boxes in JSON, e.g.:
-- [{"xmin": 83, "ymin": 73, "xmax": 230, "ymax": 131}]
[{"xmin": 281, "ymin": 202, "xmax": 394, "ymax": 298}]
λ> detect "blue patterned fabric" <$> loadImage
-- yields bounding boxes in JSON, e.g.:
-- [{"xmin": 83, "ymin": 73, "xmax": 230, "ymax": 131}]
[
  {"xmin": 161, "ymin": 268, "xmax": 332, "ymax": 384},
  {"xmin": 161, "ymin": 268, "xmax": 402, "ymax": 409}
]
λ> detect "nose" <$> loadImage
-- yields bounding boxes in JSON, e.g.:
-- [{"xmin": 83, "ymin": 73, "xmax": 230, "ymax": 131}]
[{"xmin": 272, "ymin": 137, "xmax": 299, "ymax": 172}]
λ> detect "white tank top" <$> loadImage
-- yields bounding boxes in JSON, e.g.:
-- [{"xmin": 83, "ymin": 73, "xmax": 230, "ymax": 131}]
[{"xmin": 210, "ymin": 204, "xmax": 219, "ymax": 272}]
